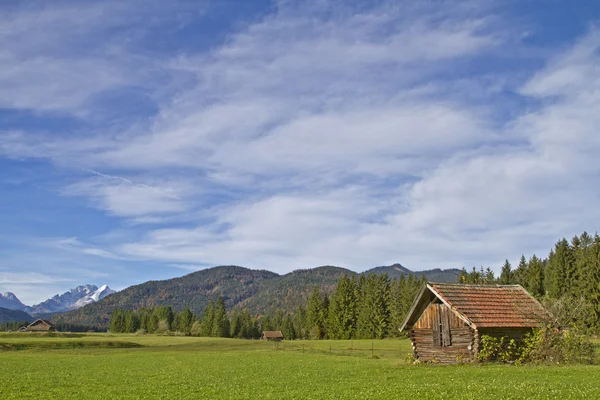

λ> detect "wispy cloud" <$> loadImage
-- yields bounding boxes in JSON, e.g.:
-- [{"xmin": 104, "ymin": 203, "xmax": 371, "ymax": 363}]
[
  {"xmin": 63, "ymin": 171, "xmax": 191, "ymax": 220},
  {"xmin": 1, "ymin": 0, "xmax": 599, "ymax": 302}
]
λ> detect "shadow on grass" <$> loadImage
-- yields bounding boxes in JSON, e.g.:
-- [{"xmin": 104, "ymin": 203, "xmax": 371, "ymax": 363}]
[{"xmin": 0, "ymin": 341, "xmax": 143, "ymax": 351}]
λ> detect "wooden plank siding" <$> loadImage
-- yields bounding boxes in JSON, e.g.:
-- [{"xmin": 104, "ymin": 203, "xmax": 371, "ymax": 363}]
[
  {"xmin": 410, "ymin": 328, "xmax": 474, "ymax": 363},
  {"xmin": 410, "ymin": 303, "xmax": 474, "ymax": 363},
  {"xmin": 414, "ymin": 303, "xmax": 465, "ymax": 329}
]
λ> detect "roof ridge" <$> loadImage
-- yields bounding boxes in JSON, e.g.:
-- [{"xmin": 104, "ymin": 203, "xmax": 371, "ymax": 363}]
[{"xmin": 429, "ymin": 282, "xmax": 523, "ymax": 287}]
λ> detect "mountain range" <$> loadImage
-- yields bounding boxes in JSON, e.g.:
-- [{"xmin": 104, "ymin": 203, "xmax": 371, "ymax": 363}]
[
  {"xmin": 0, "ymin": 285, "xmax": 115, "ymax": 317},
  {"xmin": 53, "ymin": 264, "xmax": 460, "ymax": 328}
]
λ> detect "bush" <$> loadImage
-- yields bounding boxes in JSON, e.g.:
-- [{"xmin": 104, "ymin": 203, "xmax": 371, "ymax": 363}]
[
  {"xmin": 154, "ymin": 321, "xmax": 170, "ymax": 335},
  {"xmin": 478, "ymin": 335, "xmax": 504, "ymax": 362},
  {"xmin": 190, "ymin": 321, "xmax": 202, "ymax": 336},
  {"xmin": 542, "ymin": 297, "xmax": 596, "ymax": 333},
  {"xmin": 479, "ymin": 327, "xmax": 594, "ymax": 365},
  {"xmin": 519, "ymin": 326, "xmax": 595, "ymax": 365}
]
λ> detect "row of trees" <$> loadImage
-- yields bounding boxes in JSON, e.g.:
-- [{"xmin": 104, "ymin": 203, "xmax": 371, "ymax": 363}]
[
  {"xmin": 108, "ymin": 273, "xmax": 425, "ymax": 339},
  {"xmin": 459, "ymin": 231, "xmax": 600, "ymax": 331},
  {"xmin": 109, "ymin": 306, "xmax": 196, "ymax": 335}
]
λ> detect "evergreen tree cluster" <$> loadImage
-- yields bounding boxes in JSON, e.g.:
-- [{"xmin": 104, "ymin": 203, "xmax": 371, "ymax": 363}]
[
  {"xmin": 294, "ymin": 273, "xmax": 425, "ymax": 340},
  {"xmin": 0, "ymin": 320, "xmax": 31, "ymax": 332},
  {"xmin": 109, "ymin": 298, "xmax": 262, "ymax": 338},
  {"xmin": 457, "ymin": 231, "xmax": 600, "ymax": 331}
]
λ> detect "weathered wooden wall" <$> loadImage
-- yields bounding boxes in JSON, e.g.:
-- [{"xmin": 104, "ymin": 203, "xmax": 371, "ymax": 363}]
[
  {"xmin": 410, "ymin": 327, "xmax": 474, "ymax": 363},
  {"xmin": 414, "ymin": 303, "xmax": 465, "ymax": 329},
  {"xmin": 409, "ymin": 303, "xmax": 474, "ymax": 363}
]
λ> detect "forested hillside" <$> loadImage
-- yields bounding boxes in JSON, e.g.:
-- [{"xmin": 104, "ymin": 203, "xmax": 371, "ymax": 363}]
[{"xmin": 53, "ymin": 264, "xmax": 459, "ymax": 328}]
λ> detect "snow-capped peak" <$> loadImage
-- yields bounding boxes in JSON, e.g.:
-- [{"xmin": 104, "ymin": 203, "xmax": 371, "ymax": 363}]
[
  {"xmin": 72, "ymin": 285, "xmax": 116, "ymax": 309},
  {"xmin": 20, "ymin": 284, "xmax": 117, "ymax": 315},
  {"xmin": 90, "ymin": 285, "xmax": 115, "ymax": 302},
  {"xmin": 0, "ymin": 292, "xmax": 26, "ymax": 310}
]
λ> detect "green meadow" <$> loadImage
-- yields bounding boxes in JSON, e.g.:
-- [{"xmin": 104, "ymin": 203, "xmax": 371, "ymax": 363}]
[{"xmin": 2, "ymin": 333, "xmax": 600, "ymax": 399}]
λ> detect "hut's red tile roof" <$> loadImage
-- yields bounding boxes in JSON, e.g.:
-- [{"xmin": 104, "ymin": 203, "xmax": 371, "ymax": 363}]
[{"xmin": 430, "ymin": 283, "xmax": 547, "ymax": 328}]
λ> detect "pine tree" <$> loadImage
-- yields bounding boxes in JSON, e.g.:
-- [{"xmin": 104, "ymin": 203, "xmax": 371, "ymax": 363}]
[
  {"xmin": 526, "ymin": 255, "xmax": 544, "ymax": 297},
  {"xmin": 356, "ymin": 274, "xmax": 390, "ymax": 339},
  {"xmin": 499, "ymin": 260, "xmax": 513, "ymax": 284},
  {"xmin": 124, "ymin": 310, "xmax": 140, "ymax": 333},
  {"xmin": 240, "ymin": 309, "xmax": 259, "ymax": 339},
  {"xmin": 109, "ymin": 308, "xmax": 126, "ymax": 333},
  {"xmin": 389, "ymin": 276, "xmax": 405, "ymax": 337},
  {"xmin": 148, "ymin": 313, "xmax": 159, "ymax": 333},
  {"xmin": 545, "ymin": 239, "xmax": 573, "ymax": 299},
  {"xmin": 261, "ymin": 316, "xmax": 273, "ymax": 332},
  {"xmin": 200, "ymin": 300, "xmax": 215, "ymax": 337},
  {"xmin": 211, "ymin": 297, "xmax": 230, "ymax": 337},
  {"xmin": 514, "ymin": 255, "xmax": 529, "ymax": 287},
  {"xmin": 229, "ymin": 309, "xmax": 241, "ymax": 338},
  {"xmin": 274, "ymin": 310, "xmax": 285, "ymax": 331},
  {"xmin": 306, "ymin": 286, "xmax": 325, "ymax": 339},
  {"xmin": 327, "ymin": 275, "xmax": 357, "ymax": 339},
  {"xmin": 178, "ymin": 308, "xmax": 194, "ymax": 335},
  {"xmin": 293, "ymin": 305, "xmax": 307, "ymax": 339},
  {"xmin": 282, "ymin": 314, "xmax": 296, "ymax": 340}
]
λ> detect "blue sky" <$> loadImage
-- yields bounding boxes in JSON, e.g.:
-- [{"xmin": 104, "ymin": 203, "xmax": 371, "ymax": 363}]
[{"xmin": 1, "ymin": 0, "xmax": 600, "ymax": 305}]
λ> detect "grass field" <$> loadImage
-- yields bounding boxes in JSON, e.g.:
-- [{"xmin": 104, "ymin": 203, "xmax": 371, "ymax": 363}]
[{"xmin": 2, "ymin": 333, "xmax": 600, "ymax": 399}]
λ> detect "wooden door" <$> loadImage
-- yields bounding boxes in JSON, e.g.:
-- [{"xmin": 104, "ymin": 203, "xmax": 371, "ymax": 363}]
[{"xmin": 432, "ymin": 304, "xmax": 452, "ymax": 347}]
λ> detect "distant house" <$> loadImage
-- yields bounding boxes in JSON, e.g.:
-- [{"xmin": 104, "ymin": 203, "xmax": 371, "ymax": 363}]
[
  {"xmin": 261, "ymin": 331, "xmax": 284, "ymax": 341},
  {"xmin": 400, "ymin": 283, "xmax": 548, "ymax": 363},
  {"xmin": 24, "ymin": 319, "xmax": 56, "ymax": 332}
]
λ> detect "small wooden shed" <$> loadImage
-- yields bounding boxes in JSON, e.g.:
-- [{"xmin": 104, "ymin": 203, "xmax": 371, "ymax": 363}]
[
  {"xmin": 25, "ymin": 319, "xmax": 56, "ymax": 332},
  {"xmin": 261, "ymin": 331, "xmax": 284, "ymax": 341},
  {"xmin": 400, "ymin": 283, "xmax": 547, "ymax": 363}
]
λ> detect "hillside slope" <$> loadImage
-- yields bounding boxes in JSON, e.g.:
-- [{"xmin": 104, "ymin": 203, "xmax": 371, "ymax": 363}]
[
  {"xmin": 54, "ymin": 266, "xmax": 278, "ymax": 326},
  {"xmin": 0, "ymin": 307, "xmax": 34, "ymax": 323},
  {"xmin": 240, "ymin": 266, "xmax": 355, "ymax": 315}
]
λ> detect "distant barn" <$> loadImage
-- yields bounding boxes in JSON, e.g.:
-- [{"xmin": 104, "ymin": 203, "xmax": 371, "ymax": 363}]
[
  {"xmin": 261, "ymin": 331, "xmax": 283, "ymax": 341},
  {"xmin": 400, "ymin": 283, "xmax": 547, "ymax": 363},
  {"xmin": 24, "ymin": 319, "xmax": 56, "ymax": 332}
]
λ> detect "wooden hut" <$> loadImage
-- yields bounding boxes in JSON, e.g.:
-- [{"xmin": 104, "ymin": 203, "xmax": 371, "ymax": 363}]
[
  {"xmin": 25, "ymin": 319, "xmax": 56, "ymax": 332},
  {"xmin": 261, "ymin": 331, "xmax": 284, "ymax": 341},
  {"xmin": 400, "ymin": 283, "xmax": 547, "ymax": 363}
]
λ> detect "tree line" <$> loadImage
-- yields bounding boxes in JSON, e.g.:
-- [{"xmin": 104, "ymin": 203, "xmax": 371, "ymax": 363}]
[
  {"xmin": 459, "ymin": 231, "xmax": 600, "ymax": 331},
  {"xmin": 108, "ymin": 274, "xmax": 425, "ymax": 339}
]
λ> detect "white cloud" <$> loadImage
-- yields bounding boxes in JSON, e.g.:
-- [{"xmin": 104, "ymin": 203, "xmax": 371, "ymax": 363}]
[
  {"xmin": 63, "ymin": 172, "xmax": 191, "ymax": 219},
  {"xmin": 1, "ymin": 0, "xmax": 599, "ymax": 282},
  {"xmin": 0, "ymin": 1, "xmax": 202, "ymax": 113}
]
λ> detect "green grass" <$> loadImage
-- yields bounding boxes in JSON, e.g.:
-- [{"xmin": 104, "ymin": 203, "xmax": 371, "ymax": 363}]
[{"xmin": 1, "ymin": 333, "xmax": 600, "ymax": 399}]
